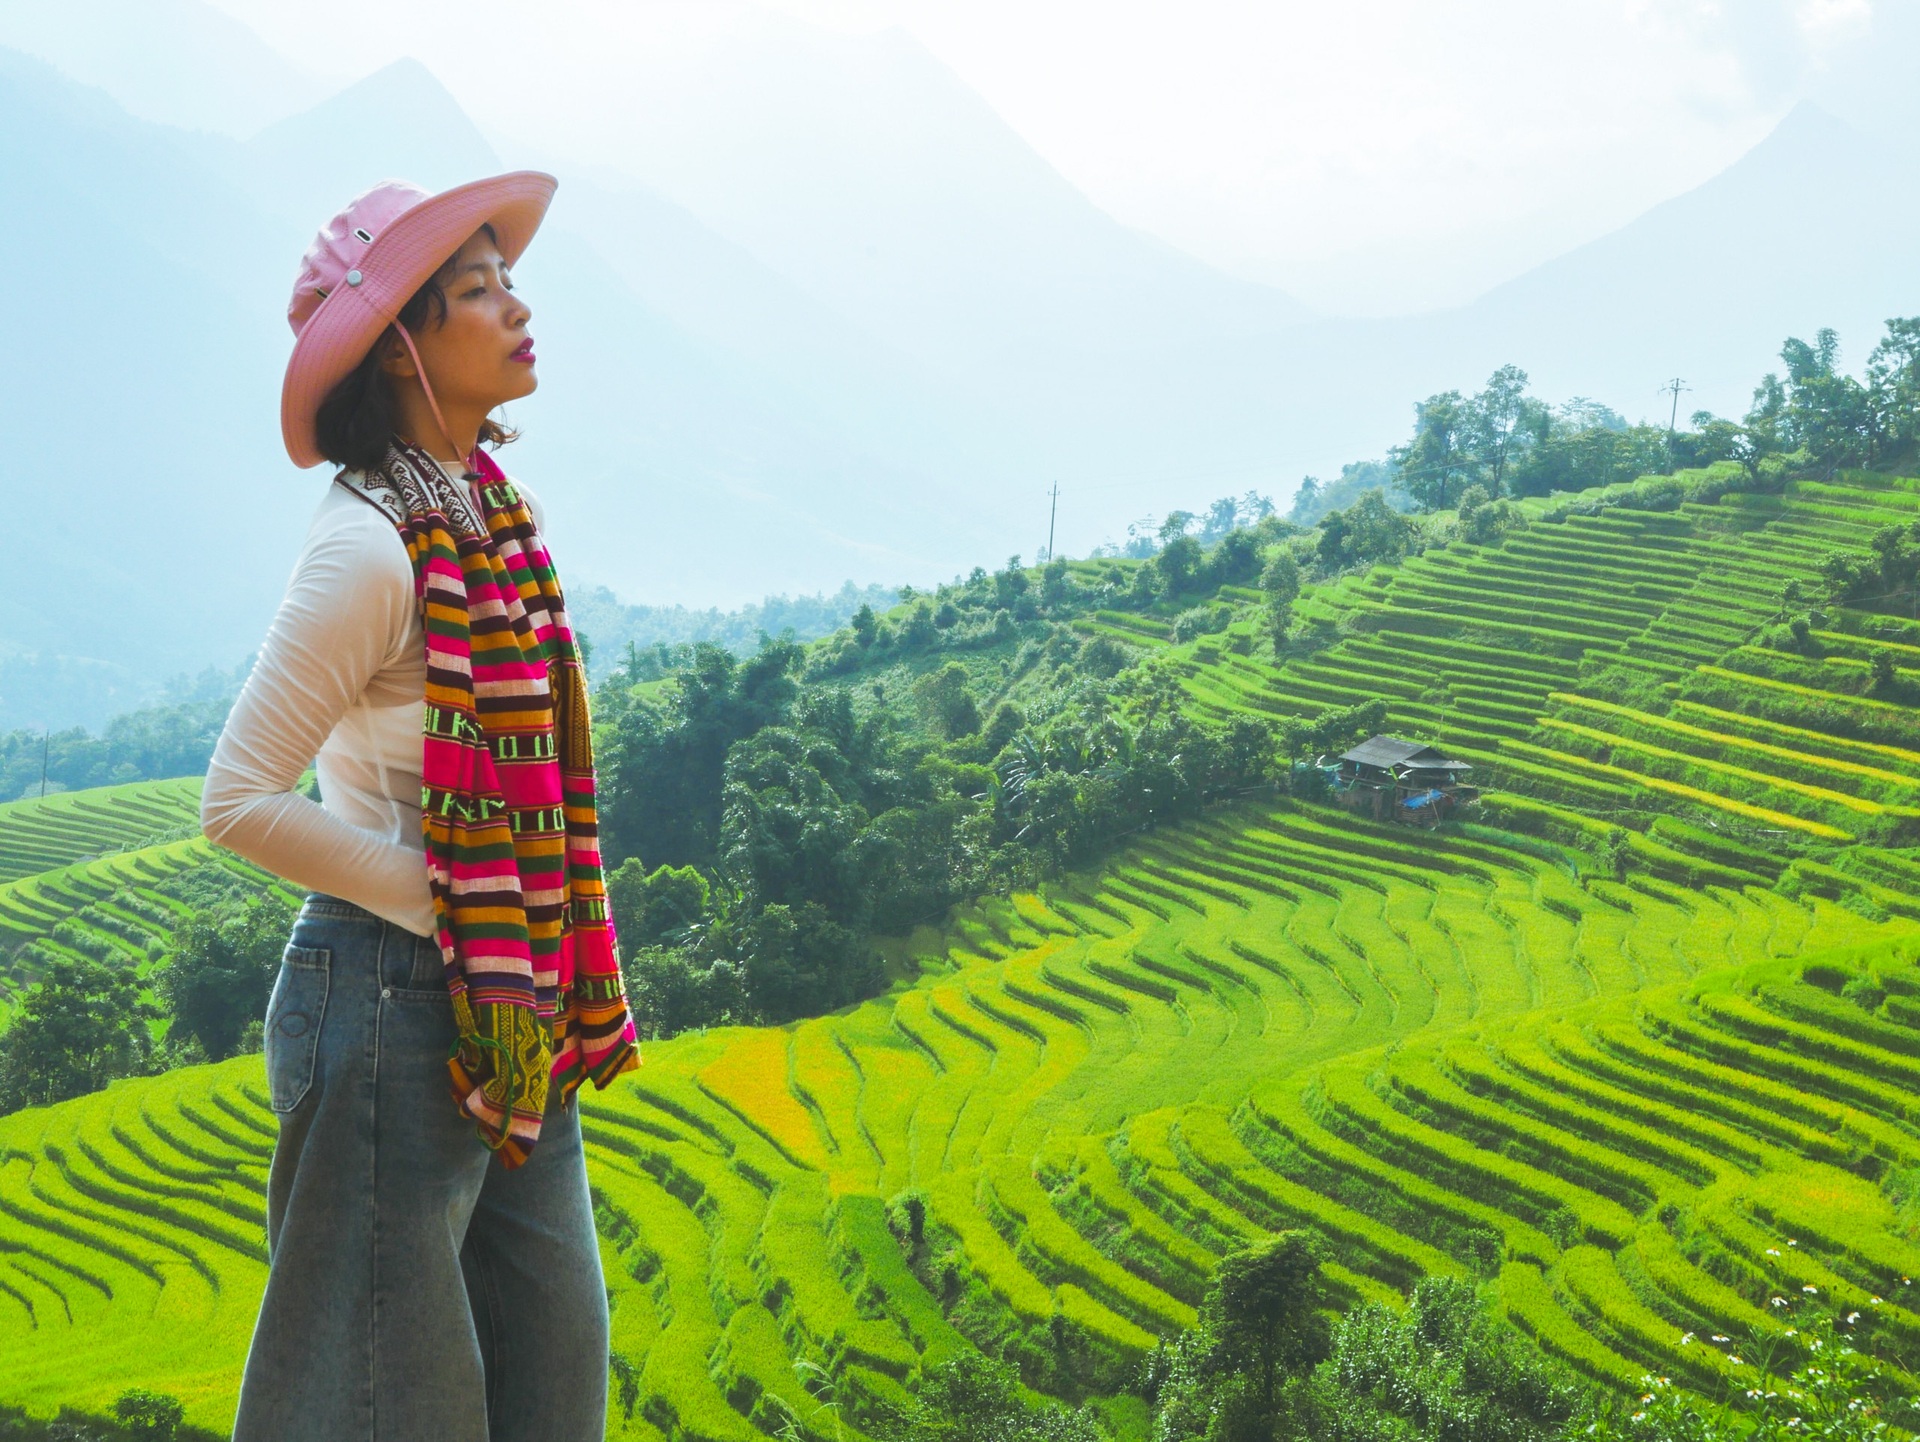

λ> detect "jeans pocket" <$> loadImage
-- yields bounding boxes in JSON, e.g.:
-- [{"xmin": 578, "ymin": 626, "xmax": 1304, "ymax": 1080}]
[{"xmin": 264, "ymin": 945, "xmax": 331, "ymax": 1114}]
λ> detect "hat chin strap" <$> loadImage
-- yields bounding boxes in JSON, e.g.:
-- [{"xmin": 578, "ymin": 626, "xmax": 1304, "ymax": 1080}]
[{"xmin": 391, "ymin": 321, "xmax": 481, "ymax": 486}]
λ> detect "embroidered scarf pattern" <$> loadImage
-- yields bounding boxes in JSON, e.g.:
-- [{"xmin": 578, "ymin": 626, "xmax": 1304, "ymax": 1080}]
[{"xmin": 339, "ymin": 438, "xmax": 639, "ymax": 1167}]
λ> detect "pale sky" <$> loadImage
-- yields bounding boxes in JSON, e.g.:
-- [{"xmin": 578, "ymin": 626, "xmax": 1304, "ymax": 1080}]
[
  {"xmin": 204, "ymin": 0, "xmax": 1885, "ymax": 311},
  {"xmin": 754, "ymin": 0, "xmax": 1878, "ymax": 309}
]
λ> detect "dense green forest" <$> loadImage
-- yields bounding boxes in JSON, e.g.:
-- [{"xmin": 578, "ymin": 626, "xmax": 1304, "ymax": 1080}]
[{"xmin": 0, "ymin": 583, "xmax": 901, "ymax": 805}]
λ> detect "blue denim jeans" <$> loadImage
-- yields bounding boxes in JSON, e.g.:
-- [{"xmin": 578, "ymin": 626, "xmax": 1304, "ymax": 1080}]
[{"xmin": 233, "ymin": 894, "xmax": 609, "ymax": 1442}]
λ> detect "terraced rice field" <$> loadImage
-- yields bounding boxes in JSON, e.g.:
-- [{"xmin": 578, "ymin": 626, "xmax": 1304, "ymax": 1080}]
[
  {"xmin": 0, "ymin": 778, "xmax": 203, "ymax": 882},
  {"xmin": 0, "ymin": 779, "xmax": 294, "ymax": 1024},
  {"xmin": 1175, "ymin": 469, "xmax": 1920, "ymax": 879},
  {"xmin": 4, "ymin": 467, "xmax": 1920, "ymax": 1438},
  {"xmin": 0, "ymin": 811, "xmax": 1908, "ymax": 1436}
]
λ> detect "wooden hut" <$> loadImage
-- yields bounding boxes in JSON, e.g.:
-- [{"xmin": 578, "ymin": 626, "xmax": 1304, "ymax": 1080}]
[{"xmin": 1331, "ymin": 734, "xmax": 1476, "ymax": 825}]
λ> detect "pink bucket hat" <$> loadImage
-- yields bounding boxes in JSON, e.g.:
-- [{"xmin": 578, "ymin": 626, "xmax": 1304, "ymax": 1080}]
[{"xmin": 281, "ymin": 170, "xmax": 557, "ymax": 468}]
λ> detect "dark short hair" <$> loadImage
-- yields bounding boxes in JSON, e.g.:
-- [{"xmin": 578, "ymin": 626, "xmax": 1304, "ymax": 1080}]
[{"xmin": 313, "ymin": 224, "xmax": 518, "ymax": 472}]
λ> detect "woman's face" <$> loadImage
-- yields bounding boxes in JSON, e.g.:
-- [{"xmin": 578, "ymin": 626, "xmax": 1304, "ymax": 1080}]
[{"xmin": 386, "ymin": 227, "xmax": 536, "ymax": 414}]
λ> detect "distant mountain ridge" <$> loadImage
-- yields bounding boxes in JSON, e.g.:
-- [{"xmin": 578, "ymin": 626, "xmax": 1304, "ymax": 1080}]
[
  {"xmin": 0, "ymin": 0, "xmax": 325, "ymax": 135},
  {"xmin": 1434, "ymin": 101, "xmax": 1920, "ymax": 408},
  {"xmin": 4, "ymin": 10, "xmax": 1919, "ymax": 730}
]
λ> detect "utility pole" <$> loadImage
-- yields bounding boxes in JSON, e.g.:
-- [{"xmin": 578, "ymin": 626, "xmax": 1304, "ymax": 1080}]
[
  {"xmin": 1045, "ymin": 482, "xmax": 1060, "ymax": 563},
  {"xmin": 39, "ymin": 727, "xmax": 50, "ymax": 799},
  {"xmin": 1661, "ymin": 377, "xmax": 1690, "ymax": 441},
  {"xmin": 1659, "ymin": 377, "xmax": 1691, "ymax": 475}
]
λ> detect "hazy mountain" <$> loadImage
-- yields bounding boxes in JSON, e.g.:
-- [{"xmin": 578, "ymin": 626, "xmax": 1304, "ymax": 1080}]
[
  {"xmin": 0, "ymin": 0, "xmax": 325, "ymax": 135},
  {"xmin": 227, "ymin": 60, "xmax": 991, "ymax": 570},
  {"xmin": 12, "ymin": 14, "xmax": 1920, "ymax": 734},
  {"xmin": 0, "ymin": 46, "xmax": 298, "ymax": 729},
  {"xmin": 236, "ymin": 58, "xmax": 501, "ymax": 225},
  {"xmin": 1113, "ymin": 99, "xmax": 1920, "ymax": 508},
  {"xmin": 551, "ymin": 170, "xmax": 973, "ymax": 479},
  {"xmin": 473, "ymin": 13, "xmax": 1322, "ymax": 494},
  {"xmin": 518, "ymin": 18, "xmax": 1312, "ymax": 375},
  {"xmin": 1425, "ymin": 102, "xmax": 1920, "ymax": 418},
  {"xmin": 0, "ymin": 51, "xmax": 986, "ymax": 728},
  {"xmin": 217, "ymin": 60, "xmax": 992, "ymax": 598},
  {"xmin": 1812, "ymin": 2, "xmax": 1920, "ymax": 141}
]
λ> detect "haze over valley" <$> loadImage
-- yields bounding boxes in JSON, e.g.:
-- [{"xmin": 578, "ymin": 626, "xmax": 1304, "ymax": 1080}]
[{"xmin": 4, "ymin": 0, "xmax": 1918, "ymax": 728}]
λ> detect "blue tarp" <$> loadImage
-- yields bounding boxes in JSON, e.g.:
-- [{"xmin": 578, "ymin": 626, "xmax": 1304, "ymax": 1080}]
[{"xmin": 1401, "ymin": 788, "xmax": 1447, "ymax": 811}]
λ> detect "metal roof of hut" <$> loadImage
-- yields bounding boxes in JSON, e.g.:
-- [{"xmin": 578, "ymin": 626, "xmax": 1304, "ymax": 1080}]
[{"xmin": 1338, "ymin": 735, "xmax": 1473, "ymax": 771}]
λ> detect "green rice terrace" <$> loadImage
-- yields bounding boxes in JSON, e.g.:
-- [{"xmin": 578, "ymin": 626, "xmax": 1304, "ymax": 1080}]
[
  {"xmin": 0, "ymin": 778, "xmax": 203, "ymax": 883},
  {"xmin": 0, "ymin": 779, "xmax": 296, "ymax": 1030},
  {"xmin": 5, "ymin": 467, "xmax": 1920, "ymax": 1436}
]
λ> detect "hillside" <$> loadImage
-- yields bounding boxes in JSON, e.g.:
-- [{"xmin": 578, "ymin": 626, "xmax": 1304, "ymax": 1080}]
[
  {"xmin": 0, "ymin": 779, "xmax": 296, "ymax": 1030},
  {"xmin": 1, "ymin": 466, "xmax": 1919, "ymax": 1434},
  {"xmin": 1184, "ymin": 468, "xmax": 1920, "ymax": 867}
]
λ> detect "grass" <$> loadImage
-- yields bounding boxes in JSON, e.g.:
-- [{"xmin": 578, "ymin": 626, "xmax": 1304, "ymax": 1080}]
[{"xmin": 9, "ymin": 472, "xmax": 1920, "ymax": 1435}]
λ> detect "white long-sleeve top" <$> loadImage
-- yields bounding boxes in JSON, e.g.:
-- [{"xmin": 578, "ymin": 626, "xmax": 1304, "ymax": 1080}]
[{"xmin": 201, "ymin": 465, "xmax": 545, "ymax": 938}]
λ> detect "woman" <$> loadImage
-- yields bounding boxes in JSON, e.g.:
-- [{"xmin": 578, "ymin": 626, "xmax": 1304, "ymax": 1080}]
[{"xmin": 202, "ymin": 172, "xmax": 640, "ymax": 1442}]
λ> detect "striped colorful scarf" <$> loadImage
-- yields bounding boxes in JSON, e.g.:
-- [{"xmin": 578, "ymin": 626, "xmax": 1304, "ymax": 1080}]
[{"xmin": 339, "ymin": 438, "xmax": 638, "ymax": 1167}]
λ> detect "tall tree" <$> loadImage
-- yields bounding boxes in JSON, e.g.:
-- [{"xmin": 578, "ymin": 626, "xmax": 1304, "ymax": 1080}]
[
  {"xmin": 1869, "ymin": 318, "xmax": 1920, "ymax": 454},
  {"xmin": 1315, "ymin": 491, "xmax": 1413, "ymax": 573},
  {"xmin": 1780, "ymin": 328, "xmax": 1879, "ymax": 466},
  {"xmin": 1464, "ymin": 363, "xmax": 1542, "ymax": 496},
  {"xmin": 595, "ymin": 638, "xmax": 802, "ymax": 869},
  {"xmin": 1156, "ymin": 533, "xmax": 1205, "ymax": 595},
  {"xmin": 160, "ymin": 899, "xmax": 292, "ymax": 1061},
  {"xmin": 1393, "ymin": 390, "xmax": 1477, "ymax": 509},
  {"xmin": 1205, "ymin": 1232, "xmax": 1331, "ymax": 1419},
  {"xmin": 0, "ymin": 958, "xmax": 156, "ymax": 1114},
  {"xmin": 913, "ymin": 663, "xmax": 982, "ymax": 740},
  {"xmin": 1260, "ymin": 551, "xmax": 1301, "ymax": 652}
]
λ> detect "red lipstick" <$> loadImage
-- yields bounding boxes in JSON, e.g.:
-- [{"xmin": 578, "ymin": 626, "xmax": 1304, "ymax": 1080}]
[{"xmin": 511, "ymin": 336, "xmax": 535, "ymax": 363}]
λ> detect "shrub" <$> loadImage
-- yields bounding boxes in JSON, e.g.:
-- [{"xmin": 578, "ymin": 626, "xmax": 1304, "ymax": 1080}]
[
  {"xmin": 606, "ymin": 858, "xmax": 710, "ymax": 948},
  {"xmin": 1077, "ymin": 637, "xmax": 1132, "ymax": 679},
  {"xmin": 1171, "ymin": 607, "xmax": 1229, "ymax": 643},
  {"xmin": 916, "ymin": 664, "xmax": 984, "ymax": 741},
  {"xmin": 112, "ymin": 1390, "xmax": 184, "ymax": 1440},
  {"xmin": 875, "ymin": 1352, "xmax": 1107, "ymax": 1442}
]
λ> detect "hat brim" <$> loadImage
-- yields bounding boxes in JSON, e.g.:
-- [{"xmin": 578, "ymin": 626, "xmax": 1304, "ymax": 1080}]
[{"xmin": 281, "ymin": 170, "xmax": 557, "ymax": 469}]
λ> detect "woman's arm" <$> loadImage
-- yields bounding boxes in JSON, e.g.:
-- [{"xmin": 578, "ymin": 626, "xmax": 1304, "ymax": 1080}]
[{"xmin": 201, "ymin": 488, "xmax": 437, "ymax": 936}]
